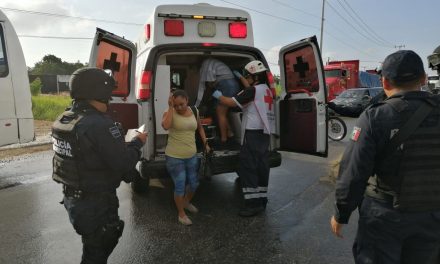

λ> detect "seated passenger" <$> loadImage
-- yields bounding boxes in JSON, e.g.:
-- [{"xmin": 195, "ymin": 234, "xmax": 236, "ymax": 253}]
[{"xmin": 196, "ymin": 58, "xmax": 240, "ymax": 147}]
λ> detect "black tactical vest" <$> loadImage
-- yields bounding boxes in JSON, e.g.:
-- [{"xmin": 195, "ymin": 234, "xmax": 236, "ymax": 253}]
[
  {"xmin": 375, "ymin": 97, "xmax": 440, "ymax": 212},
  {"xmin": 52, "ymin": 110, "xmax": 84, "ymax": 188}
]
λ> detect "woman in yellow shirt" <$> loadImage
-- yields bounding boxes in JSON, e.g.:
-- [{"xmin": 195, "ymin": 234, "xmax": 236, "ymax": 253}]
[{"xmin": 162, "ymin": 89, "xmax": 209, "ymax": 225}]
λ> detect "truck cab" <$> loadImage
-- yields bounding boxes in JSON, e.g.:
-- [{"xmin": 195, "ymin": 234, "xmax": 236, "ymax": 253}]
[
  {"xmin": 324, "ymin": 60, "xmax": 360, "ymax": 101},
  {"xmin": 89, "ymin": 3, "xmax": 328, "ymax": 192},
  {"xmin": 0, "ymin": 10, "xmax": 34, "ymax": 147}
]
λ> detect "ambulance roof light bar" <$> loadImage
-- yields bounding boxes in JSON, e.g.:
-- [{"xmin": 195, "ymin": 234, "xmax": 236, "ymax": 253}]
[{"xmin": 158, "ymin": 13, "xmax": 247, "ymax": 21}]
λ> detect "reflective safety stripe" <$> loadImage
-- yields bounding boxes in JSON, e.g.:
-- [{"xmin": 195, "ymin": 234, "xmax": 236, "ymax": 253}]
[
  {"xmin": 242, "ymin": 187, "xmax": 259, "ymax": 193},
  {"xmin": 244, "ymin": 192, "xmax": 268, "ymax": 199},
  {"xmin": 242, "ymin": 187, "xmax": 268, "ymax": 193}
]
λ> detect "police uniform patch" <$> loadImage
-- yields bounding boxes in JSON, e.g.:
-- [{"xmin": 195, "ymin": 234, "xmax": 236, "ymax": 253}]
[
  {"xmin": 351, "ymin": 126, "xmax": 362, "ymax": 141},
  {"xmin": 109, "ymin": 125, "xmax": 122, "ymax": 138}
]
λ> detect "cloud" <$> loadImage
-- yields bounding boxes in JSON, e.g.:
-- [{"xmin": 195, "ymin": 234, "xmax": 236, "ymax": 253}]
[
  {"xmin": 264, "ymin": 45, "xmax": 282, "ymax": 75},
  {"xmin": 322, "ymin": 51, "xmax": 337, "ymax": 64},
  {"xmin": 1, "ymin": 0, "xmax": 98, "ymax": 65},
  {"xmin": 2, "ymin": 0, "xmax": 94, "ymax": 36}
]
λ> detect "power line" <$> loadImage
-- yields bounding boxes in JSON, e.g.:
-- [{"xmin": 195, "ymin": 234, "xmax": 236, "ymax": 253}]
[
  {"xmin": 325, "ymin": 1, "xmax": 389, "ymax": 48},
  {"xmin": 18, "ymin": 35, "xmax": 93, "ymax": 40},
  {"xmin": 220, "ymin": 0, "xmax": 383, "ymax": 59},
  {"xmin": 219, "ymin": 0, "xmax": 319, "ymax": 30},
  {"xmin": 341, "ymin": 0, "xmax": 395, "ymax": 46},
  {"xmin": 270, "ymin": 0, "xmax": 368, "ymax": 49},
  {"xmin": 270, "ymin": 0, "xmax": 321, "ymax": 19},
  {"xmin": 0, "ymin": 7, "xmax": 143, "ymax": 26},
  {"xmin": 333, "ymin": 0, "xmax": 386, "ymax": 46},
  {"xmin": 3, "ymin": 3, "xmax": 384, "ymax": 63},
  {"xmin": 325, "ymin": 31, "xmax": 376, "ymax": 58},
  {"xmin": 334, "ymin": 0, "xmax": 393, "ymax": 47}
]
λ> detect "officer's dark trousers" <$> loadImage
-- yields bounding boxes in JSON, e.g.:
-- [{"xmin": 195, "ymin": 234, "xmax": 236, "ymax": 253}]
[
  {"xmin": 353, "ymin": 196, "xmax": 440, "ymax": 264},
  {"xmin": 64, "ymin": 192, "xmax": 124, "ymax": 264},
  {"xmin": 238, "ymin": 130, "xmax": 270, "ymax": 207}
]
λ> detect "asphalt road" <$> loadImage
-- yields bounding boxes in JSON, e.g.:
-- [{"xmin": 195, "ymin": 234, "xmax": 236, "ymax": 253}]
[{"xmin": 0, "ymin": 116, "xmax": 359, "ymax": 264}]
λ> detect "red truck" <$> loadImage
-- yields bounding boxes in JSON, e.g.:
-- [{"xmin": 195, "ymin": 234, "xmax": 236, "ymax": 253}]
[{"xmin": 324, "ymin": 60, "xmax": 382, "ymax": 101}]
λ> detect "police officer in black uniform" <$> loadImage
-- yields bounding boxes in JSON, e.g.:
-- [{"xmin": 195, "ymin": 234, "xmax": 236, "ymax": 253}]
[
  {"xmin": 330, "ymin": 50, "xmax": 440, "ymax": 263},
  {"xmin": 52, "ymin": 67, "xmax": 147, "ymax": 264}
]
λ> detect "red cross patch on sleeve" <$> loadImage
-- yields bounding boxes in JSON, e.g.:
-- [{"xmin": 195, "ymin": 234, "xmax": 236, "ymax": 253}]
[{"xmin": 350, "ymin": 126, "xmax": 362, "ymax": 141}]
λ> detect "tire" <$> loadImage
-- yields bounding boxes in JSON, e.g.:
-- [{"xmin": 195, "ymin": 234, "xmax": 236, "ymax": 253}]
[
  {"xmin": 131, "ymin": 159, "xmax": 150, "ymax": 193},
  {"xmin": 328, "ymin": 116, "xmax": 347, "ymax": 141}
]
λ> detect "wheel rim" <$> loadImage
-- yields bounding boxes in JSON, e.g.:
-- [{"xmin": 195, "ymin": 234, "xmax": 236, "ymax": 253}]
[{"xmin": 328, "ymin": 119, "xmax": 345, "ymax": 140}]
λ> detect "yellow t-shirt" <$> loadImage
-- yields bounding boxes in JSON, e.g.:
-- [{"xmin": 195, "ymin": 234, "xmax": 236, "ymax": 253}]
[{"xmin": 165, "ymin": 110, "xmax": 197, "ymax": 159}]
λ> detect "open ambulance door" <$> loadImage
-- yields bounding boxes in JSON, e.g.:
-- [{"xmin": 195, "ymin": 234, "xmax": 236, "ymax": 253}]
[
  {"xmin": 89, "ymin": 28, "xmax": 138, "ymax": 133},
  {"xmin": 276, "ymin": 36, "xmax": 328, "ymax": 157}
]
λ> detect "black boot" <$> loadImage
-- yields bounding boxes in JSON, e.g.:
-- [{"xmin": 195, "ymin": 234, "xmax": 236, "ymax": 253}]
[
  {"xmin": 260, "ymin": 197, "xmax": 268, "ymax": 209},
  {"xmin": 239, "ymin": 199, "xmax": 264, "ymax": 217}
]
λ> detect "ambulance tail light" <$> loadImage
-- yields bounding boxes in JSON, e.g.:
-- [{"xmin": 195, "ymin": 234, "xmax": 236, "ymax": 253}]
[
  {"xmin": 164, "ymin": 20, "xmax": 184, "ymax": 36},
  {"xmin": 229, "ymin": 22, "xmax": 247, "ymax": 38},
  {"xmin": 267, "ymin": 71, "xmax": 276, "ymax": 97},
  {"xmin": 202, "ymin": 43, "xmax": 218, "ymax": 47},
  {"xmin": 144, "ymin": 24, "xmax": 151, "ymax": 40},
  {"xmin": 138, "ymin": 71, "xmax": 152, "ymax": 101}
]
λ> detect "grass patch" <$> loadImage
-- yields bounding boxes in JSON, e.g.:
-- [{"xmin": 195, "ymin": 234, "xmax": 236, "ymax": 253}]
[{"xmin": 32, "ymin": 94, "xmax": 71, "ymax": 121}]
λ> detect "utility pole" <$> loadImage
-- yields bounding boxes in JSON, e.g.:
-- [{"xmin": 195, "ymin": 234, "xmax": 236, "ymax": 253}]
[
  {"xmin": 394, "ymin": 45, "xmax": 405, "ymax": 50},
  {"xmin": 320, "ymin": 0, "xmax": 325, "ymax": 52}
]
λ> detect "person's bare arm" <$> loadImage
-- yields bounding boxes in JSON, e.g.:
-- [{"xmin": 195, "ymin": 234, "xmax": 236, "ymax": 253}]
[
  {"xmin": 161, "ymin": 94, "xmax": 174, "ymax": 130},
  {"xmin": 197, "ymin": 119, "xmax": 210, "ymax": 152},
  {"xmin": 237, "ymin": 76, "xmax": 250, "ymax": 88},
  {"xmin": 217, "ymin": 96, "xmax": 238, "ymax": 108}
]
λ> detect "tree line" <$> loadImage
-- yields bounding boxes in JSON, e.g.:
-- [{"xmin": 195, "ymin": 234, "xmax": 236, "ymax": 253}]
[{"xmin": 29, "ymin": 54, "xmax": 87, "ymax": 75}]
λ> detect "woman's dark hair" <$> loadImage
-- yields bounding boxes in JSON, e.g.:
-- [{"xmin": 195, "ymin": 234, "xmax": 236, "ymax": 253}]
[
  {"xmin": 252, "ymin": 71, "xmax": 269, "ymax": 85},
  {"xmin": 172, "ymin": 89, "xmax": 188, "ymax": 99}
]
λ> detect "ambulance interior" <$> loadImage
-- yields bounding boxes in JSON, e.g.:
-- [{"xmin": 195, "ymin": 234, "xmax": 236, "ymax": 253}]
[{"xmin": 154, "ymin": 52, "xmax": 258, "ymax": 154}]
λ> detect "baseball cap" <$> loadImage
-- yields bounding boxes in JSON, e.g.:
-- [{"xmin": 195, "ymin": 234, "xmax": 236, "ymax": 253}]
[{"xmin": 381, "ymin": 50, "xmax": 425, "ymax": 82}]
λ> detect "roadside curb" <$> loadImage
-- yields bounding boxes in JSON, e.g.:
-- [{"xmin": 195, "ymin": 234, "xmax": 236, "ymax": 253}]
[{"xmin": 0, "ymin": 137, "xmax": 52, "ymax": 151}]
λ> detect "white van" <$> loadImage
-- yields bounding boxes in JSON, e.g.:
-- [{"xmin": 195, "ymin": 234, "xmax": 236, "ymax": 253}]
[
  {"xmin": 89, "ymin": 3, "xmax": 328, "ymax": 192},
  {"xmin": 0, "ymin": 10, "xmax": 34, "ymax": 147}
]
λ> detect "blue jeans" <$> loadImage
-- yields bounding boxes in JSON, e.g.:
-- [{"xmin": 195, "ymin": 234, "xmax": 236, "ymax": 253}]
[
  {"xmin": 215, "ymin": 78, "xmax": 240, "ymax": 97},
  {"xmin": 165, "ymin": 155, "xmax": 199, "ymax": 196}
]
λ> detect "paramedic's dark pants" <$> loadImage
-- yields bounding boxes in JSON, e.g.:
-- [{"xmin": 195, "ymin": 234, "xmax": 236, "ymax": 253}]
[
  {"xmin": 63, "ymin": 191, "xmax": 124, "ymax": 264},
  {"xmin": 238, "ymin": 130, "xmax": 270, "ymax": 205},
  {"xmin": 353, "ymin": 196, "xmax": 440, "ymax": 264}
]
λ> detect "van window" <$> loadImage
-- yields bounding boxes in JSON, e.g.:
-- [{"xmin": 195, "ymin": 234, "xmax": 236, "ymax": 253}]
[
  {"xmin": 324, "ymin": 70, "xmax": 340, "ymax": 78},
  {"xmin": 96, "ymin": 40, "xmax": 131, "ymax": 97},
  {"xmin": 283, "ymin": 45, "xmax": 320, "ymax": 93},
  {"xmin": 0, "ymin": 25, "xmax": 8, "ymax": 77}
]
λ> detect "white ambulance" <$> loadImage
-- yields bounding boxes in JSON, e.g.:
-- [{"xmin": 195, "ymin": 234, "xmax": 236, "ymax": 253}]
[
  {"xmin": 0, "ymin": 10, "xmax": 34, "ymax": 147},
  {"xmin": 89, "ymin": 3, "xmax": 328, "ymax": 192}
]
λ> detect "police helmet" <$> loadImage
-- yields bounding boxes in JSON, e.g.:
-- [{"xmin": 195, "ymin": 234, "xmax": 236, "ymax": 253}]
[
  {"xmin": 243, "ymin": 60, "xmax": 267, "ymax": 76},
  {"xmin": 428, "ymin": 45, "xmax": 440, "ymax": 70},
  {"xmin": 70, "ymin": 67, "xmax": 116, "ymax": 102}
]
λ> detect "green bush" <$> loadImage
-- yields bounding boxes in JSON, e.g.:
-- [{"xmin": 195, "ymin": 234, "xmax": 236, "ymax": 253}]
[
  {"xmin": 32, "ymin": 94, "xmax": 71, "ymax": 121},
  {"xmin": 30, "ymin": 77, "xmax": 42, "ymax": 96}
]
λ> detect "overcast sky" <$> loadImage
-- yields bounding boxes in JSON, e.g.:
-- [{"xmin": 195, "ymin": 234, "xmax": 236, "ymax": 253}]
[{"xmin": 1, "ymin": 0, "xmax": 439, "ymax": 75}]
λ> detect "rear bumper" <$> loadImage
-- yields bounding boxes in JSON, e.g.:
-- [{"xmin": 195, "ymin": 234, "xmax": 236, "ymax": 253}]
[{"xmin": 141, "ymin": 151, "xmax": 282, "ymax": 179}]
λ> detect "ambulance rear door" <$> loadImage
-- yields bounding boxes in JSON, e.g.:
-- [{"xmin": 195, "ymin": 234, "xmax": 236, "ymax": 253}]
[
  {"xmin": 89, "ymin": 28, "xmax": 139, "ymax": 133},
  {"xmin": 277, "ymin": 36, "xmax": 328, "ymax": 157}
]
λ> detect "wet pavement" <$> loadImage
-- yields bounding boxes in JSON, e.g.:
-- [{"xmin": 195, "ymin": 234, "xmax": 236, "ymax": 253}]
[{"xmin": 0, "ymin": 117, "xmax": 360, "ymax": 264}]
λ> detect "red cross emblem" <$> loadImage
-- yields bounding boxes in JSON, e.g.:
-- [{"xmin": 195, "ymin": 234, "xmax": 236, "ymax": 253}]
[{"xmin": 264, "ymin": 89, "xmax": 274, "ymax": 110}]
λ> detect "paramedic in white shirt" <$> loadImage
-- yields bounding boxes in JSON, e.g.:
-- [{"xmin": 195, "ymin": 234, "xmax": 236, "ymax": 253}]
[{"xmin": 212, "ymin": 60, "xmax": 275, "ymax": 217}]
